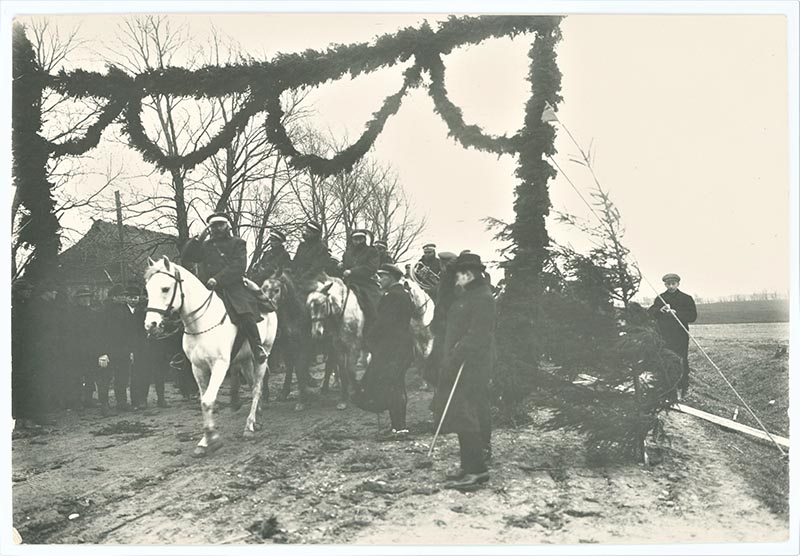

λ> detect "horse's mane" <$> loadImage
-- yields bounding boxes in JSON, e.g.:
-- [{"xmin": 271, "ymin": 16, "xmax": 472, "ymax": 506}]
[{"xmin": 273, "ymin": 270, "xmax": 304, "ymax": 320}]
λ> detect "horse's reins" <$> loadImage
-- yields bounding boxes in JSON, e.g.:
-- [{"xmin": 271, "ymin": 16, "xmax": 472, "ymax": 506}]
[{"xmin": 145, "ymin": 268, "xmax": 227, "ymax": 335}]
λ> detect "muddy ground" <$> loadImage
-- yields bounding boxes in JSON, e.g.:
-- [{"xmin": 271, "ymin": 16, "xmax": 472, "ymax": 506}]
[{"xmin": 11, "ymin": 364, "xmax": 790, "ymax": 546}]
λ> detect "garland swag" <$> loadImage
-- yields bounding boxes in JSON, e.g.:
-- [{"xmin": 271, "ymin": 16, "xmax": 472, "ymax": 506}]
[{"xmin": 31, "ymin": 15, "xmax": 561, "ymax": 176}]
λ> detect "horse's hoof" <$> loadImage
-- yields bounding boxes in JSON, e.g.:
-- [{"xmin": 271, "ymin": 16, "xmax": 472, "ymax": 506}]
[
  {"xmin": 243, "ymin": 429, "xmax": 255, "ymax": 440},
  {"xmin": 253, "ymin": 422, "xmax": 263, "ymax": 431},
  {"xmin": 336, "ymin": 402, "xmax": 347, "ymax": 411},
  {"xmin": 207, "ymin": 437, "xmax": 224, "ymax": 454},
  {"xmin": 294, "ymin": 403, "xmax": 306, "ymax": 411},
  {"xmin": 192, "ymin": 446, "xmax": 207, "ymax": 458}
]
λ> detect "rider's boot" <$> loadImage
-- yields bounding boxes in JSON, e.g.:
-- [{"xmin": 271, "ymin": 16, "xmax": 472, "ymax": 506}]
[{"xmin": 242, "ymin": 316, "xmax": 268, "ymax": 364}]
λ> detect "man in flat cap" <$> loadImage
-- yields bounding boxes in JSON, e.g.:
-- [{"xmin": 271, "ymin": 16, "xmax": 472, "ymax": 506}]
[
  {"xmin": 291, "ymin": 220, "xmax": 330, "ymax": 286},
  {"xmin": 182, "ymin": 212, "xmax": 267, "ymax": 364},
  {"xmin": 251, "ymin": 229, "xmax": 292, "ymax": 283},
  {"xmin": 354, "ymin": 263, "xmax": 415, "ymax": 437},
  {"xmin": 432, "ymin": 252, "xmax": 496, "ymax": 491},
  {"xmin": 648, "ymin": 273, "xmax": 697, "ymax": 398},
  {"xmin": 341, "ymin": 229, "xmax": 381, "ymax": 333},
  {"xmin": 374, "ymin": 239, "xmax": 395, "ymax": 266}
]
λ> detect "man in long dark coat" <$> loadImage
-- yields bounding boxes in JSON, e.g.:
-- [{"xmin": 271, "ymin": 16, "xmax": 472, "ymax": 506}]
[
  {"xmin": 65, "ymin": 287, "xmax": 102, "ymax": 409},
  {"xmin": 423, "ymin": 251, "xmax": 458, "ymax": 385},
  {"xmin": 341, "ymin": 229, "xmax": 381, "ymax": 333},
  {"xmin": 432, "ymin": 252, "xmax": 496, "ymax": 491},
  {"xmin": 181, "ymin": 212, "xmax": 267, "ymax": 363},
  {"xmin": 98, "ymin": 284, "xmax": 144, "ymax": 413},
  {"xmin": 648, "ymin": 273, "xmax": 697, "ymax": 398},
  {"xmin": 354, "ymin": 263, "xmax": 415, "ymax": 436},
  {"xmin": 251, "ymin": 229, "xmax": 292, "ymax": 283}
]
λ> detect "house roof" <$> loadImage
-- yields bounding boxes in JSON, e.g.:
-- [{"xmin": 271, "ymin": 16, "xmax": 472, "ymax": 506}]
[{"xmin": 57, "ymin": 219, "xmax": 180, "ymax": 286}]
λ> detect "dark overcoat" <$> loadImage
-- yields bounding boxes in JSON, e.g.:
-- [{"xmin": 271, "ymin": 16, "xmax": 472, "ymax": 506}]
[
  {"xmin": 99, "ymin": 302, "xmax": 146, "ymax": 362},
  {"xmin": 342, "ymin": 244, "xmax": 381, "ymax": 321},
  {"xmin": 432, "ymin": 276, "xmax": 496, "ymax": 435},
  {"xmin": 357, "ymin": 283, "xmax": 415, "ymax": 411},
  {"xmin": 251, "ymin": 244, "xmax": 292, "ymax": 282},
  {"xmin": 648, "ymin": 289, "xmax": 697, "ymax": 359},
  {"xmin": 181, "ymin": 235, "xmax": 259, "ymax": 321},
  {"xmin": 291, "ymin": 238, "xmax": 329, "ymax": 286}
]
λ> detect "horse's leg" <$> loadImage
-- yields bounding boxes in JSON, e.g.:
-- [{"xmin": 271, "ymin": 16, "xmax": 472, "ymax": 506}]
[
  {"xmin": 336, "ymin": 341, "xmax": 350, "ymax": 411},
  {"xmin": 194, "ymin": 360, "xmax": 228, "ymax": 457},
  {"xmin": 229, "ymin": 366, "xmax": 242, "ymax": 412},
  {"xmin": 281, "ymin": 355, "xmax": 293, "ymax": 401},
  {"xmin": 244, "ymin": 360, "xmax": 268, "ymax": 439},
  {"xmin": 191, "ymin": 363, "xmax": 212, "ymax": 457}
]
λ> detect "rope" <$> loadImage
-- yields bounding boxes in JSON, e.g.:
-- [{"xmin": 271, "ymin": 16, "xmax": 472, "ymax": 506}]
[{"xmin": 547, "ymin": 117, "xmax": 787, "ymax": 459}]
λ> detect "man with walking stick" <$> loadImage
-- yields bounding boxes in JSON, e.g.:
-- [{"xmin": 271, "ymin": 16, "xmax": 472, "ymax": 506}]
[{"xmin": 430, "ymin": 252, "xmax": 496, "ymax": 491}]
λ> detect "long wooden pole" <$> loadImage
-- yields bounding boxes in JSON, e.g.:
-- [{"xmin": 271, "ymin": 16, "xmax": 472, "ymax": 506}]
[{"xmin": 115, "ymin": 191, "xmax": 126, "ymax": 284}]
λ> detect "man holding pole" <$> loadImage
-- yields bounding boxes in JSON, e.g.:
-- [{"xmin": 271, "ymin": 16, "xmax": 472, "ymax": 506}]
[
  {"xmin": 648, "ymin": 273, "xmax": 697, "ymax": 399},
  {"xmin": 431, "ymin": 252, "xmax": 496, "ymax": 491}
]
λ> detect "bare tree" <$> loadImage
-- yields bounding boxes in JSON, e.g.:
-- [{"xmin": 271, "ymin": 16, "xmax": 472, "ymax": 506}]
[{"xmin": 104, "ymin": 15, "xmax": 216, "ymax": 247}]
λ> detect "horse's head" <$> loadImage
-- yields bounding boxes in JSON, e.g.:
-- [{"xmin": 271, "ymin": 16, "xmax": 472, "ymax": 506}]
[
  {"xmin": 260, "ymin": 278, "xmax": 284, "ymax": 309},
  {"xmin": 143, "ymin": 255, "xmax": 183, "ymax": 336},
  {"xmin": 307, "ymin": 281, "xmax": 340, "ymax": 339}
]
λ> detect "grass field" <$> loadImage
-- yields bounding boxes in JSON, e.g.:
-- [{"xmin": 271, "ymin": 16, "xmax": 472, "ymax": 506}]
[
  {"xmin": 693, "ymin": 299, "xmax": 789, "ymax": 325},
  {"xmin": 683, "ymin": 322, "xmax": 789, "ymax": 516}
]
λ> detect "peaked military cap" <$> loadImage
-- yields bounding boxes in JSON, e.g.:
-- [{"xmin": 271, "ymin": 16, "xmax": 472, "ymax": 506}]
[
  {"xmin": 662, "ymin": 273, "xmax": 681, "ymax": 283},
  {"xmin": 269, "ymin": 229, "xmax": 287, "ymax": 242},
  {"xmin": 305, "ymin": 221, "xmax": 322, "ymax": 233},
  {"xmin": 377, "ymin": 263, "xmax": 404, "ymax": 280},
  {"xmin": 207, "ymin": 212, "xmax": 233, "ymax": 227},
  {"xmin": 423, "ymin": 243, "xmax": 436, "ymax": 250},
  {"xmin": 374, "ymin": 239, "xmax": 388, "ymax": 249}
]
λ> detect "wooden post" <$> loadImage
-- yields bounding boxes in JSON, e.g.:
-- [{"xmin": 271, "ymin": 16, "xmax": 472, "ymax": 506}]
[{"xmin": 115, "ymin": 191, "xmax": 126, "ymax": 284}]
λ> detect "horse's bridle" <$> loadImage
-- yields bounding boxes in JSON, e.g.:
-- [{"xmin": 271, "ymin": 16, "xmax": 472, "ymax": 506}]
[{"xmin": 145, "ymin": 267, "xmax": 216, "ymax": 330}]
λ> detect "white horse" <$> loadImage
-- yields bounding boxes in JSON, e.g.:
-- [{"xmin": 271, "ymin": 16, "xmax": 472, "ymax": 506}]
[
  {"xmin": 143, "ymin": 256, "xmax": 277, "ymax": 457},
  {"xmin": 403, "ymin": 277, "xmax": 434, "ymax": 362},
  {"xmin": 306, "ymin": 274, "xmax": 364, "ymax": 410}
]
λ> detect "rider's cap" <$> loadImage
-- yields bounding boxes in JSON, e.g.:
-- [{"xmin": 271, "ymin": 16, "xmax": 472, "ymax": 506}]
[
  {"xmin": 423, "ymin": 243, "xmax": 436, "ymax": 250},
  {"xmin": 438, "ymin": 251, "xmax": 457, "ymax": 261},
  {"xmin": 305, "ymin": 221, "xmax": 322, "ymax": 233},
  {"xmin": 269, "ymin": 229, "xmax": 287, "ymax": 242},
  {"xmin": 377, "ymin": 263, "xmax": 404, "ymax": 280},
  {"xmin": 207, "ymin": 212, "xmax": 232, "ymax": 227},
  {"xmin": 374, "ymin": 239, "xmax": 388, "ymax": 249},
  {"xmin": 662, "ymin": 273, "xmax": 681, "ymax": 283}
]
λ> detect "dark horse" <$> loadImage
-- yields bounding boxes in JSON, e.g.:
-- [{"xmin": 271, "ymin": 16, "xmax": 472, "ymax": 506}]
[{"xmin": 260, "ymin": 270, "xmax": 321, "ymax": 410}]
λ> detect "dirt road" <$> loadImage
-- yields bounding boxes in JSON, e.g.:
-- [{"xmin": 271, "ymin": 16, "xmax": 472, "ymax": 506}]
[{"xmin": 11, "ymin": 369, "xmax": 789, "ymax": 546}]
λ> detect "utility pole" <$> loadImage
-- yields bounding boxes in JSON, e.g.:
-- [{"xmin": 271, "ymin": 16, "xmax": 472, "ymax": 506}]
[{"xmin": 115, "ymin": 191, "xmax": 126, "ymax": 284}]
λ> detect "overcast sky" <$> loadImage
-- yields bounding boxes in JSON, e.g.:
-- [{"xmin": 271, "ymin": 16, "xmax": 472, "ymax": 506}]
[{"xmin": 12, "ymin": 11, "xmax": 791, "ymax": 300}]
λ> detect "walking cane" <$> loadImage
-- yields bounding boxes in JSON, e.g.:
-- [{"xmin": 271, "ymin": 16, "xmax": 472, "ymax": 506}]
[{"xmin": 427, "ymin": 362, "xmax": 465, "ymax": 457}]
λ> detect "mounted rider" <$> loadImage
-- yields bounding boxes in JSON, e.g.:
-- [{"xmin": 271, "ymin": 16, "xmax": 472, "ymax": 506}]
[
  {"xmin": 413, "ymin": 243, "xmax": 442, "ymax": 299},
  {"xmin": 251, "ymin": 228, "xmax": 292, "ymax": 283},
  {"xmin": 341, "ymin": 228, "xmax": 381, "ymax": 333},
  {"xmin": 374, "ymin": 239, "xmax": 395, "ymax": 266},
  {"xmin": 291, "ymin": 220, "xmax": 329, "ymax": 287},
  {"xmin": 181, "ymin": 212, "xmax": 267, "ymax": 364}
]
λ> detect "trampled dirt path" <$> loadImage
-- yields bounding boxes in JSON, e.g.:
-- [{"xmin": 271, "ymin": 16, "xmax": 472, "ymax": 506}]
[{"xmin": 11, "ymin": 367, "xmax": 789, "ymax": 546}]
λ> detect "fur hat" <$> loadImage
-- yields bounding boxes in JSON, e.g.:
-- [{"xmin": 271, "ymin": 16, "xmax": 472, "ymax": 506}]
[{"xmin": 453, "ymin": 252, "xmax": 485, "ymax": 273}]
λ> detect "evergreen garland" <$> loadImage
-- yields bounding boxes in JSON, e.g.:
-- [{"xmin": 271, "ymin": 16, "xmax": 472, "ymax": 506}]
[{"xmin": 31, "ymin": 15, "xmax": 561, "ymax": 175}]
